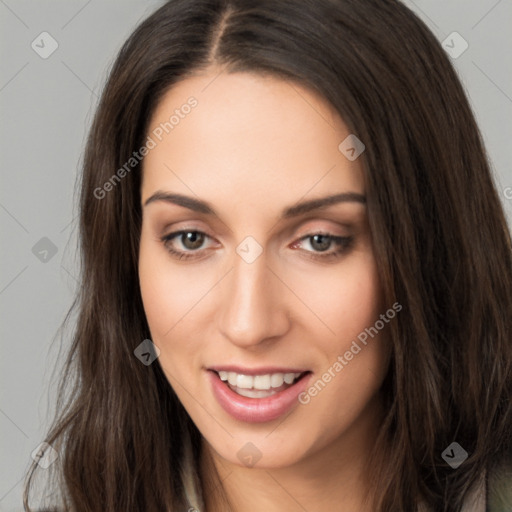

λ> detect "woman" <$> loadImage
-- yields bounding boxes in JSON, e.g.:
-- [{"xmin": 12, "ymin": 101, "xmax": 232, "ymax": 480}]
[{"xmin": 23, "ymin": 0, "xmax": 512, "ymax": 510}]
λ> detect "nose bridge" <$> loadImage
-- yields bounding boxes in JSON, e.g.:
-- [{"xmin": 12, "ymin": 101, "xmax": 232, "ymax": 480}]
[{"xmin": 217, "ymin": 246, "xmax": 289, "ymax": 347}]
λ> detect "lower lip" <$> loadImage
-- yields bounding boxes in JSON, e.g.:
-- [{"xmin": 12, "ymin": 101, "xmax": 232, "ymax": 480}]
[{"xmin": 208, "ymin": 370, "xmax": 312, "ymax": 423}]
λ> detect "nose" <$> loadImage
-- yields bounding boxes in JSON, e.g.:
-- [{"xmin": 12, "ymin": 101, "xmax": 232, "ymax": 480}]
[{"xmin": 217, "ymin": 248, "xmax": 291, "ymax": 349}]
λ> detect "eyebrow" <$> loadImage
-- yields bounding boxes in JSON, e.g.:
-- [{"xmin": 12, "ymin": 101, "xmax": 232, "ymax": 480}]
[{"xmin": 143, "ymin": 190, "xmax": 366, "ymax": 219}]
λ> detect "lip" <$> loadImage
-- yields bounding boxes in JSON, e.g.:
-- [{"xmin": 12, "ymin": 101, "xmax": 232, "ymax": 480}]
[{"xmin": 207, "ymin": 369, "xmax": 312, "ymax": 423}]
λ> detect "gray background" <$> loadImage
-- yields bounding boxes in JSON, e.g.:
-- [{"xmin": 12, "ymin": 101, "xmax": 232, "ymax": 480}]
[{"xmin": 1, "ymin": 1, "xmax": 511, "ymax": 510}]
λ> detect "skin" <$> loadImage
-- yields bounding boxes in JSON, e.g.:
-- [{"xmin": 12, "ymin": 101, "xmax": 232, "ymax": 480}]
[{"xmin": 139, "ymin": 67, "xmax": 392, "ymax": 512}]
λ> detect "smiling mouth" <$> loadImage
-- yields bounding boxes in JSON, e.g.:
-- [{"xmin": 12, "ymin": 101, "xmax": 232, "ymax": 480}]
[
  {"xmin": 207, "ymin": 368, "xmax": 313, "ymax": 422},
  {"xmin": 212, "ymin": 370, "xmax": 309, "ymax": 398}
]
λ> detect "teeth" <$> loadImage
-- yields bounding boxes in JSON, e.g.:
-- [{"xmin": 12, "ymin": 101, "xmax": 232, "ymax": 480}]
[
  {"xmin": 236, "ymin": 374, "xmax": 253, "ymax": 388},
  {"xmin": 284, "ymin": 373, "xmax": 296, "ymax": 384},
  {"xmin": 235, "ymin": 387, "xmax": 278, "ymax": 398},
  {"xmin": 270, "ymin": 373, "xmax": 284, "ymax": 387},
  {"xmin": 217, "ymin": 371, "xmax": 302, "ymax": 390},
  {"xmin": 254, "ymin": 374, "xmax": 271, "ymax": 390}
]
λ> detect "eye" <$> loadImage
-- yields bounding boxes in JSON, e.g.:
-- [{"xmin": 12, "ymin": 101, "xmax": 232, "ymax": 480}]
[
  {"xmin": 290, "ymin": 232, "xmax": 354, "ymax": 261},
  {"xmin": 161, "ymin": 230, "xmax": 354, "ymax": 262},
  {"xmin": 161, "ymin": 230, "xmax": 214, "ymax": 260}
]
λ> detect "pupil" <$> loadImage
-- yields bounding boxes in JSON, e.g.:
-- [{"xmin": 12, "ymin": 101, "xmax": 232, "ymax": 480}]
[
  {"xmin": 183, "ymin": 232, "xmax": 204, "ymax": 250},
  {"xmin": 311, "ymin": 234, "xmax": 331, "ymax": 252}
]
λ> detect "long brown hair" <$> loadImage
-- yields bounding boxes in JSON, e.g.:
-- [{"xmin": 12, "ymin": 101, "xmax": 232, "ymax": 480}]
[{"xmin": 23, "ymin": 0, "xmax": 512, "ymax": 510}]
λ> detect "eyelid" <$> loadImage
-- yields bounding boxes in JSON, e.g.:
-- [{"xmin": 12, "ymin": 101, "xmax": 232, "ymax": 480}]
[{"xmin": 294, "ymin": 222, "xmax": 349, "ymax": 238}]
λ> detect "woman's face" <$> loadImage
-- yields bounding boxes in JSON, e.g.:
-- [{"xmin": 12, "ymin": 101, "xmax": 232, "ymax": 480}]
[{"xmin": 139, "ymin": 69, "xmax": 391, "ymax": 469}]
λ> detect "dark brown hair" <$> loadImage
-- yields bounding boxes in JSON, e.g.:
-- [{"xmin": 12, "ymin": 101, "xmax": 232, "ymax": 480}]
[{"xmin": 23, "ymin": 0, "xmax": 512, "ymax": 510}]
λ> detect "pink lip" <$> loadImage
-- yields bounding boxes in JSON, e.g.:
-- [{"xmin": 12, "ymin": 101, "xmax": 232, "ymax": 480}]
[{"xmin": 207, "ymin": 370, "xmax": 312, "ymax": 423}]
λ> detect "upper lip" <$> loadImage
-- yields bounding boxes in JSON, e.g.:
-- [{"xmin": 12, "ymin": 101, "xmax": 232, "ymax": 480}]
[{"xmin": 208, "ymin": 365, "xmax": 310, "ymax": 376}]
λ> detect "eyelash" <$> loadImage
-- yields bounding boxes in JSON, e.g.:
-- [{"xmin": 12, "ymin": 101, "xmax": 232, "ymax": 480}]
[{"xmin": 160, "ymin": 230, "xmax": 354, "ymax": 262}]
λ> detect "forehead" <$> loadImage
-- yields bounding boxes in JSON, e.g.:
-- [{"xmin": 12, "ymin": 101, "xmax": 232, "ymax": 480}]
[{"xmin": 141, "ymin": 70, "xmax": 365, "ymax": 207}]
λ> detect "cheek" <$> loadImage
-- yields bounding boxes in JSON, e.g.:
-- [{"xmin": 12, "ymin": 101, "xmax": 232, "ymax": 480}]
[
  {"xmin": 294, "ymin": 249, "xmax": 387, "ymax": 397},
  {"xmin": 294, "ymin": 257, "xmax": 389, "ymax": 450},
  {"xmin": 138, "ymin": 247, "xmax": 194, "ymax": 401},
  {"xmin": 138, "ymin": 240, "xmax": 174, "ymax": 339},
  {"xmin": 138, "ymin": 228, "xmax": 200, "ymax": 336},
  {"xmin": 288, "ymin": 248, "xmax": 382, "ymax": 347},
  {"xmin": 138, "ymin": 231, "xmax": 200, "ymax": 360}
]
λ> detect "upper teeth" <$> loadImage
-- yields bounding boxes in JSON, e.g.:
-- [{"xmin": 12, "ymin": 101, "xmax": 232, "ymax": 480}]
[{"xmin": 218, "ymin": 371, "xmax": 302, "ymax": 390}]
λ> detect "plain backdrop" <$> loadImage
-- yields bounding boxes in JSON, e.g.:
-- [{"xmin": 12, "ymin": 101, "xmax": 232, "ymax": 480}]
[{"xmin": 1, "ymin": 1, "xmax": 511, "ymax": 510}]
